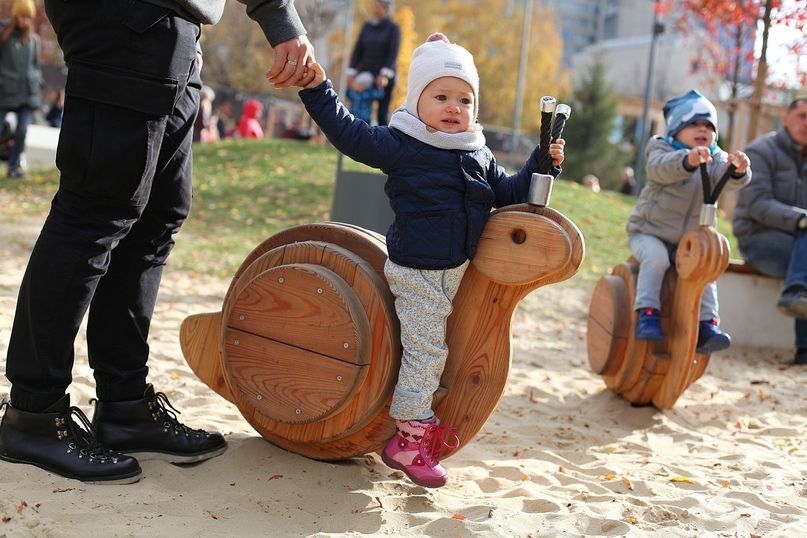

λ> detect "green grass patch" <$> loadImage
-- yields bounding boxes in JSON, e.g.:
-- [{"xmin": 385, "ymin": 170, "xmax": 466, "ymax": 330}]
[{"xmin": 0, "ymin": 138, "xmax": 739, "ymax": 284}]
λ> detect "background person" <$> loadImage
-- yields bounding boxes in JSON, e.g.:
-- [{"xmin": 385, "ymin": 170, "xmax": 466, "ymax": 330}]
[
  {"xmin": 236, "ymin": 98, "xmax": 264, "ymax": 138},
  {"xmin": 192, "ymin": 85, "xmax": 216, "ymax": 143},
  {"xmin": 45, "ymin": 88, "xmax": 65, "ymax": 128},
  {"xmin": 346, "ymin": 70, "xmax": 384, "ymax": 124},
  {"xmin": 732, "ymin": 97, "xmax": 807, "ymax": 366},
  {"xmin": 0, "ymin": 0, "xmax": 44, "ymax": 178},
  {"xmin": 619, "ymin": 166, "xmax": 635, "ymax": 195},
  {"xmin": 346, "ymin": 0, "xmax": 400, "ymax": 126}
]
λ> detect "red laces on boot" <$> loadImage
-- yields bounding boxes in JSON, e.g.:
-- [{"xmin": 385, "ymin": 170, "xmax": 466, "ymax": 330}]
[{"xmin": 423, "ymin": 424, "xmax": 460, "ymax": 463}]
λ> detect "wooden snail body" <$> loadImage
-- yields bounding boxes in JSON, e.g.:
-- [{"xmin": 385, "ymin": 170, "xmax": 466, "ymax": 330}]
[
  {"xmin": 180, "ymin": 204, "xmax": 584, "ymax": 460},
  {"xmin": 586, "ymin": 224, "xmax": 729, "ymax": 408}
]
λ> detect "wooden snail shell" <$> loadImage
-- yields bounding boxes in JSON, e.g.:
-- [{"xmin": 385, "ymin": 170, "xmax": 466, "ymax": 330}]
[
  {"xmin": 586, "ymin": 225, "xmax": 729, "ymax": 409},
  {"xmin": 180, "ymin": 204, "xmax": 584, "ymax": 460}
]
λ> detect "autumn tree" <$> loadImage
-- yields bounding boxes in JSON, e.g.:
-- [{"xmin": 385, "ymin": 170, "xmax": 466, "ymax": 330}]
[
  {"xmin": 393, "ymin": 0, "xmax": 569, "ymax": 133},
  {"xmin": 676, "ymin": 0, "xmax": 807, "ymax": 142}
]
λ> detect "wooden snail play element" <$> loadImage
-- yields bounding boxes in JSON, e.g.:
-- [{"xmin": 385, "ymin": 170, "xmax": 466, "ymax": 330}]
[
  {"xmin": 179, "ymin": 97, "xmax": 583, "ymax": 460},
  {"xmin": 587, "ymin": 161, "xmax": 737, "ymax": 409}
]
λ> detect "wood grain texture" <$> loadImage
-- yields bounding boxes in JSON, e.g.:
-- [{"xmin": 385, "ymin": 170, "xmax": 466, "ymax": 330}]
[
  {"xmin": 587, "ymin": 275, "xmax": 629, "ymax": 376},
  {"xmin": 223, "ymin": 328, "xmax": 367, "ymax": 424},
  {"xmin": 179, "ymin": 312, "xmax": 234, "ymax": 403},
  {"xmin": 227, "ymin": 263, "xmax": 370, "ymax": 365}
]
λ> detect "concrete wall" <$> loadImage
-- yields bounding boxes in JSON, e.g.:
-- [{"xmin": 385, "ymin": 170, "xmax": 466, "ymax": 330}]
[{"xmin": 716, "ymin": 271, "xmax": 792, "ymax": 350}]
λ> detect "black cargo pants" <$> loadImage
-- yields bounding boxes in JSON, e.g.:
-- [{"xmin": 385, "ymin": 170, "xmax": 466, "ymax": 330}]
[{"xmin": 6, "ymin": 0, "xmax": 201, "ymax": 411}]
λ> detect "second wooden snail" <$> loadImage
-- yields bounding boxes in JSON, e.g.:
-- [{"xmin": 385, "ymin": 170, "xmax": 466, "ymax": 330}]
[
  {"xmin": 587, "ymin": 160, "xmax": 738, "ymax": 409},
  {"xmin": 179, "ymin": 97, "xmax": 584, "ymax": 460}
]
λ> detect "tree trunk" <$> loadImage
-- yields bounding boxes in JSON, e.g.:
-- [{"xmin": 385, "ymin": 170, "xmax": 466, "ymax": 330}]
[{"xmin": 747, "ymin": 0, "xmax": 773, "ymax": 141}]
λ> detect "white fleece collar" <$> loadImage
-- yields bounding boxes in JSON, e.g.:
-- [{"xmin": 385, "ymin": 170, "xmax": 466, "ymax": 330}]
[{"xmin": 388, "ymin": 108, "xmax": 485, "ymax": 151}]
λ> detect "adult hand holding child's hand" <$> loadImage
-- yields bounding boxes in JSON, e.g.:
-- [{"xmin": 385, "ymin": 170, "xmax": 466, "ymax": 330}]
[{"xmin": 300, "ymin": 62, "xmax": 327, "ymax": 89}]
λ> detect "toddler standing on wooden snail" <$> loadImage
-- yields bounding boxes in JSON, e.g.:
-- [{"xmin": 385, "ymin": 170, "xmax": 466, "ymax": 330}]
[{"xmin": 291, "ymin": 33, "xmax": 565, "ymax": 487}]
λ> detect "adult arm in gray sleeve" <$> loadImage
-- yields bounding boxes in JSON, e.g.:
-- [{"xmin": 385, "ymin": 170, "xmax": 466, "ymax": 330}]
[
  {"xmin": 739, "ymin": 144, "xmax": 806, "ymax": 232},
  {"xmin": 237, "ymin": 0, "xmax": 307, "ymax": 46}
]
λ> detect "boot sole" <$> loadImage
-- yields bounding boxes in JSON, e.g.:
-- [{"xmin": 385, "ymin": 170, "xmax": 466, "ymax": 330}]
[
  {"xmin": 696, "ymin": 335, "xmax": 731, "ymax": 354},
  {"xmin": 0, "ymin": 454, "xmax": 142, "ymax": 485},
  {"xmin": 381, "ymin": 450, "xmax": 447, "ymax": 488},
  {"xmin": 777, "ymin": 302, "xmax": 807, "ymax": 319},
  {"xmin": 123, "ymin": 445, "xmax": 227, "ymax": 464}
]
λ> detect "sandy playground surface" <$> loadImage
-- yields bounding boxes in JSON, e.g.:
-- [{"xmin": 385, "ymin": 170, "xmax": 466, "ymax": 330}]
[{"xmin": 0, "ymin": 221, "xmax": 805, "ymax": 537}]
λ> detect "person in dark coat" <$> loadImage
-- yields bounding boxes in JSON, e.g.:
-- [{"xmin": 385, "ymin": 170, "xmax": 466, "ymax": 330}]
[
  {"xmin": 346, "ymin": 0, "xmax": 400, "ymax": 126},
  {"xmin": 298, "ymin": 33, "xmax": 565, "ymax": 489},
  {"xmin": 0, "ymin": 0, "xmax": 43, "ymax": 178},
  {"xmin": 0, "ymin": 0, "xmax": 314, "ymax": 485}
]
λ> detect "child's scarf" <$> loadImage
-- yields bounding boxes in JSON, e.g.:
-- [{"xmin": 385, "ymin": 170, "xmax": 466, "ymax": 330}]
[
  {"xmin": 389, "ymin": 108, "xmax": 485, "ymax": 151},
  {"xmin": 666, "ymin": 136, "xmax": 719, "ymax": 155}
]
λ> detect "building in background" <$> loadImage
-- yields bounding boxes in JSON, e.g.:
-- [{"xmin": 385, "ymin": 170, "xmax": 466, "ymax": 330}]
[{"xmin": 544, "ymin": 0, "xmax": 784, "ymax": 156}]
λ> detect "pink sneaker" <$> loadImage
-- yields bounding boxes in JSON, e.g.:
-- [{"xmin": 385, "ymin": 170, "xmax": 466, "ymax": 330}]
[{"xmin": 381, "ymin": 417, "xmax": 460, "ymax": 488}]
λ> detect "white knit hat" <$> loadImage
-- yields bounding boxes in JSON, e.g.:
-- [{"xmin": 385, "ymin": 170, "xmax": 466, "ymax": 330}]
[{"xmin": 404, "ymin": 33, "xmax": 479, "ymax": 122}]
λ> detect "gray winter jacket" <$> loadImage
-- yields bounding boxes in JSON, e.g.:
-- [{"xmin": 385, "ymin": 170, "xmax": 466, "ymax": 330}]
[
  {"xmin": 732, "ymin": 127, "xmax": 807, "ymax": 240},
  {"xmin": 0, "ymin": 26, "xmax": 43, "ymax": 110},
  {"xmin": 627, "ymin": 136, "xmax": 751, "ymax": 244},
  {"xmin": 142, "ymin": 0, "xmax": 305, "ymax": 46}
]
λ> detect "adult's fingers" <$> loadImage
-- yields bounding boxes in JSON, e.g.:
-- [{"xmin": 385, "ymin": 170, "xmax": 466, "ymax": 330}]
[{"xmin": 266, "ymin": 35, "xmax": 316, "ymax": 88}]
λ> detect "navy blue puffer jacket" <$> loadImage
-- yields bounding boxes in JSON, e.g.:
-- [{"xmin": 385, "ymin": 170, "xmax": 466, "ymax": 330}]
[{"xmin": 300, "ymin": 81, "xmax": 560, "ymax": 270}]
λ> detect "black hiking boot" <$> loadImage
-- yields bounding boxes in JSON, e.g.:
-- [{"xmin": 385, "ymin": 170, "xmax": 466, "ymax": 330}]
[
  {"xmin": 92, "ymin": 384, "xmax": 227, "ymax": 464},
  {"xmin": 0, "ymin": 395, "xmax": 142, "ymax": 484}
]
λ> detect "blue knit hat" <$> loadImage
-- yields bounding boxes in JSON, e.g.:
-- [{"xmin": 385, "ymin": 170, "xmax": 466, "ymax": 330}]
[{"xmin": 663, "ymin": 89, "xmax": 718, "ymax": 140}]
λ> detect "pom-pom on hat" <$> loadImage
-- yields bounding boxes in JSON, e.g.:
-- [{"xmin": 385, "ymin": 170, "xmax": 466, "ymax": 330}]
[
  {"xmin": 404, "ymin": 33, "xmax": 479, "ymax": 122},
  {"xmin": 663, "ymin": 89, "xmax": 719, "ymax": 140},
  {"xmin": 11, "ymin": 0, "xmax": 36, "ymax": 18}
]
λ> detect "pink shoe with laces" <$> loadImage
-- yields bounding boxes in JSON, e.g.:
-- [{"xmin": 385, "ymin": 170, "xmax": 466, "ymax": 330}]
[{"xmin": 381, "ymin": 417, "xmax": 460, "ymax": 488}]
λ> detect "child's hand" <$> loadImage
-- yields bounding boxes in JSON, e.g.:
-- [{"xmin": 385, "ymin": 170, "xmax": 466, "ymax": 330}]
[
  {"xmin": 686, "ymin": 146, "xmax": 712, "ymax": 167},
  {"xmin": 728, "ymin": 150, "xmax": 750, "ymax": 174},
  {"xmin": 300, "ymin": 62, "xmax": 327, "ymax": 89},
  {"xmin": 550, "ymin": 138, "xmax": 565, "ymax": 167}
]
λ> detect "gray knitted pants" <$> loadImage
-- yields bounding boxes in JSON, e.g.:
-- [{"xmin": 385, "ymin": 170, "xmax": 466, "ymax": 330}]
[{"xmin": 384, "ymin": 258, "xmax": 469, "ymax": 420}]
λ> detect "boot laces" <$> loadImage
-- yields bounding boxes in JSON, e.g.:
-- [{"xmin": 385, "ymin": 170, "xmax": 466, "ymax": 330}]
[
  {"xmin": 150, "ymin": 391, "xmax": 208, "ymax": 438},
  {"xmin": 64, "ymin": 406, "xmax": 121, "ymax": 464},
  {"xmin": 421, "ymin": 424, "xmax": 460, "ymax": 465}
]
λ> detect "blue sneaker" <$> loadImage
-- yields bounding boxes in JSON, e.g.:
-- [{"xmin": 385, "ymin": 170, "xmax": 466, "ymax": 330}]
[
  {"xmin": 696, "ymin": 317, "xmax": 731, "ymax": 354},
  {"xmin": 635, "ymin": 308, "xmax": 664, "ymax": 341}
]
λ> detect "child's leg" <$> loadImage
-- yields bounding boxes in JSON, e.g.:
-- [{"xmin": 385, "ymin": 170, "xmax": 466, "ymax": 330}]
[
  {"xmin": 381, "ymin": 259, "xmax": 466, "ymax": 488},
  {"xmin": 696, "ymin": 281, "xmax": 731, "ymax": 352},
  {"xmin": 699, "ymin": 282, "xmax": 719, "ymax": 321},
  {"xmin": 629, "ymin": 234, "xmax": 670, "ymax": 310},
  {"xmin": 383, "ymin": 259, "xmax": 468, "ymax": 420}
]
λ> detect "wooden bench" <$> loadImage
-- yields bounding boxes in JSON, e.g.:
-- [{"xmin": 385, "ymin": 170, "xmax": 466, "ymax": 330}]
[{"xmin": 716, "ymin": 260, "xmax": 792, "ymax": 349}]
